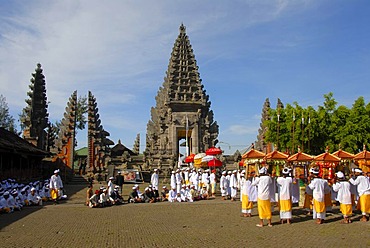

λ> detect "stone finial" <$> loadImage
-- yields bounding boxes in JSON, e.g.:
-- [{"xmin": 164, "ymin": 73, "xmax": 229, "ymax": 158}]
[{"xmin": 179, "ymin": 23, "xmax": 186, "ymax": 33}]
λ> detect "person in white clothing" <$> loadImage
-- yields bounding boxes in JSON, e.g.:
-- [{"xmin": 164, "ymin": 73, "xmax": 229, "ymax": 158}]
[
  {"xmin": 175, "ymin": 169, "xmax": 183, "ymax": 193},
  {"xmin": 107, "ymin": 177, "xmax": 114, "ymax": 197},
  {"xmin": 209, "ymin": 170, "xmax": 217, "ymax": 197},
  {"xmin": 49, "ymin": 169, "xmax": 63, "ymax": 204},
  {"xmin": 252, "ymin": 167, "xmax": 273, "ymax": 227},
  {"xmin": 151, "ymin": 169, "xmax": 159, "ymax": 191},
  {"xmin": 168, "ymin": 187, "xmax": 177, "ymax": 202},
  {"xmin": 229, "ymin": 170, "xmax": 238, "ymax": 201},
  {"xmin": 202, "ymin": 169, "xmax": 210, "ymax": 193},
  {"xmin": 170, "ymin": 171, "xmax": 176, "ymax": 190},
  {"xmin": 220, "ymin": 171, "xmax": 228, "ymax": 200},
  {"xmin": 28, "ymin": 188, "xmax": 42, "ymax": 206},
  {"xmin": 240, "ymin": 170, "xmax": 253, "ymax": 217},
  {"xmin": 332, "ymin": 171, "xmax": 353, "ymax": 223},
  {"xmin": 184, "ymin": 168, "xmax": 190, "ymax": 186},
  {"xmin": 226, "ymin": 171, "xmax": 232, "ymax": 199},
  {"xmin": 349, "ymin": 168, "xmax": 370, "ymax": 222},
  {"xmin": 276, "ymin": 168, "xmax": 293, "ymax": 224},
  {"xmin": 308, "ymin": 168, "xmax": 330, "ymax": 224}
]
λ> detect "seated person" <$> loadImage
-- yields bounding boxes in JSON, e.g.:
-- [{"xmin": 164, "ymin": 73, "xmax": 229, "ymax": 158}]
[
  {"xmin": 128, "ymin": 186, "xmax": 142, "ymax": 203},
  {"xmin": 1, "ymin": 192, "xmax": 14, "ymax": 213},
  {"xmin": 39, "ymin": 185, "xmax": 51, "ymax": 202},
  {"xmin": 180, "ymin": 184, "xmax": 188, "ymax": 202},
  {"xmin": 27, "ymin": 188, "xmax": 43, "ymax": 206},
  {"xmin": 19, "ymin": 189, "xmax": 29, "ymax": 206},
  {"xmin": 189, "ymin": 185, "xmax": 200, "ymax": 201},
  {"xmin": 161, "ymin": 186, "xmax": 169, "ymax": 201},
  {"xmin": 168, "ymin": 187, "xmax": 178, "ymax": 203},
  {"xmin": 200, "ymin": 186, "xmax": 209, "ymax": 200},
  {"xmin": 110, "ymin": 186, "xmax": 124, "ymax": 205},
  {"xmin": 142, "ymin": 187, "xmax": 156, "ymax": 203},
  {"xmin": 86, "ymin": 184, "xmax": 93, "ymax": 206},
  {"xmin": 98, "ymin": 188, "xmax": 110, "ymax": 207},
  {"xmin": 10, "ymin": 190, "xmax": 23, "ymax": 210},
  {"xmin": 89, "ymin": 190, "xmax": 101, "ymax": 208}
]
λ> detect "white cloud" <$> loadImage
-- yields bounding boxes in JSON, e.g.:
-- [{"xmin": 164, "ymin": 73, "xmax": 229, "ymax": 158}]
[{"xmin": 0, "ymin": 0, "xmax": 325, "ymax": 153}]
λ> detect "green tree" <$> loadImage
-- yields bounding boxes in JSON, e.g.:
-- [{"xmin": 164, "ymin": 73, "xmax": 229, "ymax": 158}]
[{"xmin": 0, "ymin": 94, "xmax": 17, "ymax": 133}]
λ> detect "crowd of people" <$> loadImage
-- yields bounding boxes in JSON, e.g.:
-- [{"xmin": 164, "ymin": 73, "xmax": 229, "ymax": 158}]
[
  {"xmin": 239, "ymin": 166, "xmax": 370, "ymax": 227},
  {"xmin": 0, "ymin": 169, "xmax": 66, "ymax": 214},
  {"xmin": 87, "ymin": 165, "xmax": 370, "ymax": 228}
]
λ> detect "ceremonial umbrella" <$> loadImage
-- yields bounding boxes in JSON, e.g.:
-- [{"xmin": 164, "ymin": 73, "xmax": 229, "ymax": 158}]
[
  {"xmin": 354, "ymin": 146, "xmax": 370, "ymax": 173},
  {"xmin": 194, "ymin": 153, "xmax": 207, "ymax": 168},
  {"xmin": 314, "ymin": 151, "xmax": 340, "ymax": 179},
  {"xmin": 201, "ymin": 155, "xmax": 215, "ymax": 162},
  {"xmin": 332, "ymin": 150, "xmax": 355, "ymax": 160},
  {"xmin": 241, "ymin": 149, "xmax": 266, "ymax": 159},
  {"xmin": 265, "ymin": 150, "xmax": 289, "ymax": 176},
  {"xmin": 184, "ymin": 154, "xmax": 195, "ymax": 163},
  {"xmin": 241, "ymin": 149, "xmax": 266, "ymax": 176},
  {"xmin": 314, "ymin": 152, "xmax": 341, "ymax": 163},
  {"xmin": 208, "ymin": 158, "xmax": 223, "ymax": 167},
  {"xmin": 288, "ymin": 152, "xmax": 314, "ymax": 179},
  {"xmin": 265, "ymin": 150, "xmax": 289, "ymax": 160},
  {"xmin": 205, "ymin": 147, "xmax": 223, "ymax": 155},
  {"xmin": 287, "ymin": 152, "xmax": 314, "ymax": 162}
]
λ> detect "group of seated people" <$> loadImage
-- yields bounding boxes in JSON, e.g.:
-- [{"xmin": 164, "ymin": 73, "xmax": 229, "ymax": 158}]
[
  {"xmin": 162, "ymin": 184, "xmax": 210, "ymax": 203},
  {"xmin": 88, "ymin": 184, "xmax": 124, "ymax": 208},
  {"xmin": 0, "ymin": 178, "xmax": 65, "ymax": 214},
  {"xmin": 127, "ymin": 183, "xmax": 210, "ymax": 204}
]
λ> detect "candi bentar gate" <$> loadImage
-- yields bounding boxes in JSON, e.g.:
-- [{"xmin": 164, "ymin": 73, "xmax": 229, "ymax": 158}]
[{"xmin": 144, "ymin": 24, "xmax": 219, "ymax": 169}]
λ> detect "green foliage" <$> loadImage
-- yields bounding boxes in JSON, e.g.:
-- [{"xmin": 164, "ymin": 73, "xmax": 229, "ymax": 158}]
[
  {"xmin": 0, "ymin": 94, "xmax": 17, "ymax": 133},
  {"xmin": 264, "ymin": 93, "xmax": 370, "ymax": 155}
]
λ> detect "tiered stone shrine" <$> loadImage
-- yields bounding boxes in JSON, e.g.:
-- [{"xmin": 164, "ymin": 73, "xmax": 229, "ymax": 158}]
[
  {"xmin": 145, "ymin": 24, "xmax": 219, "ymax": 169},
  {"xmin": 21, "ymin": 63, "xmax": 50, "ymax": 150}
]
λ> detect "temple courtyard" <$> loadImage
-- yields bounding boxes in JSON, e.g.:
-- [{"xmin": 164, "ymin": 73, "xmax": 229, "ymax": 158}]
[{"xmin": 0, "ymin": 182, "xmax": 369, "ymax": 248}]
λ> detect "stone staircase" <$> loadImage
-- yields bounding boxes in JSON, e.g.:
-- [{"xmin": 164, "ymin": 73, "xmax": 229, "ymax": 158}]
[{"xmin": 68, "ymin": 174, "xmax": 89, "ymax": 185}]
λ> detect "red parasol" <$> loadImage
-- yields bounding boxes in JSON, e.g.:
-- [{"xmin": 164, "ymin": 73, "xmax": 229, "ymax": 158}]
[
  {"xmin": 238, "ymin": 160, "xmax": 245, "ymax": 166},
  {"xmin": 205, "ymin": 147, "xmax": 223, "ymax": 155},
  {"xmin": 184, "ymin": 153, "xmax": 195, "ymax": 163},
  {"xmin": 208, "ymin": 158, "xmax": 223, "ymax": 167}
]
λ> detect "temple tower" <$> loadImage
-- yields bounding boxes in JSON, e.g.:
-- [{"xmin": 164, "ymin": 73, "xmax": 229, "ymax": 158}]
[
  {"xmin": 87, "ymin": 91, "xmax": 114, "ymax": 173},
  {"xmin": 51, "ymin": 91, "xmax": 77, "ymax": 168},
  {"xmin": 21, "ymin": 63, "xmax": 49, "ymax": 150},
  {"xmin": 145, "ymin": 24, "xmax": 219, "ymax": 169}
]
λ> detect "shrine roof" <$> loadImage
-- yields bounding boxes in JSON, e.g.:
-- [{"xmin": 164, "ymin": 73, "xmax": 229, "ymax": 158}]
[{"xmin": 0, "ymin": 127, "xmax": 49, "ymax": 156}]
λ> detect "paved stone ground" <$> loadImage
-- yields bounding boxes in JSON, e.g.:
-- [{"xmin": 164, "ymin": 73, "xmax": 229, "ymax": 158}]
[{"xmin": 0, "ymin": 182, "xmax": 369, "ymax": 248}]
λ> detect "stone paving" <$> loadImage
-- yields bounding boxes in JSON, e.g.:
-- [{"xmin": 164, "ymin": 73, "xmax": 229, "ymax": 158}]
[{"xmin": 0, "ymin": 182, "xmax": 369, "ymax": 248}]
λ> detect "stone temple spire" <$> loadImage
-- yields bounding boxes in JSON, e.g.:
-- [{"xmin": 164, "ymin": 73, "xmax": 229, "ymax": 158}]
[
  {"xmin": 145, "ymin": 24, "xmax": 219, "ymax": 169},
  {"xmin": 22, "ymin": 63, "xmax": 49, "ymax": 150}
]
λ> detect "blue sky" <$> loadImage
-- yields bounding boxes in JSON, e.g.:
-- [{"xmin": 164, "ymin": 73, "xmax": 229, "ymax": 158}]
[{"xmin": 1, "ymin": 0, "xmax": 370, "ymax": 155}]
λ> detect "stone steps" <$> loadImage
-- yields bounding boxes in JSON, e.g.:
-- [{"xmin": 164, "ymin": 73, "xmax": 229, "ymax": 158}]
[{"xmin": 68, "ymin": 175, "xmax": 89, "ymax": 185}]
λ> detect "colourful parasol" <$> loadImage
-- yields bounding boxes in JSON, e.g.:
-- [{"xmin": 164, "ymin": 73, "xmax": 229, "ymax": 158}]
[{"xmin": 205, "ymin": 147, "xmax": 223, "ymax": 155}]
